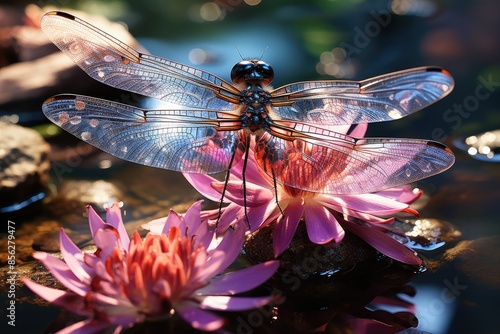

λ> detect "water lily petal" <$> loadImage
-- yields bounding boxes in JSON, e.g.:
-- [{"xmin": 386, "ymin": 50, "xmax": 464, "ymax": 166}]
[
  {"xmin": 182, "ymin": 200, "xmax": 203, "ymax": 236},
  {"xmin": 346, "ymin": 212, "xmax": 395, "ymax": 224},
  {"xmin": 59, "ymin": 228, "xmax": 92, "ymax": 282},
  {"xmin": 183, "ymin": 173, "xmax": 224, "ymax": 202},
  {"xmin": 321, "ymin": 193, "xmax": 409, "ymax": 216},
  {"xmin": 199, "ymin": 260, "xmax": 279, "ymax": 295},
  {"xmin": 212, "ymin": 181, "xmax": 273, "ymax": 206},
  {"xmin": 161, "ymin": 209, "xmax": 182, "ymax": 235},
  {"xmin": 55, "ymin": 319, "xmax": 114, "ymax": 334},
  {"xmin": 106, "ymin": 203, "xmax": 130, "ymax": 249},
  {"xmin": 216, "ymin": 203, "xmax": 244, "ymax": 233},
  {"xmin": 93, "ymin": 225, "xmax": 121, "ymax": 259},
  {"xmin": 87, "ymin": 205, "xmax": 105, "ymax": 237},
  {"xmin": 229, "ymin": 153, "xmax": 273, "ymax": 188},
  {"xmin": 343, "ymin": 222, "xmax": 422, "ymax": 265},
  {"xmin": 32, "ymin": 252, "xmax": 89, "ymax": 296},
  {"xmin": 176, "ymin": 303, "xmax": 225, "ymax": 331},
  {"xmin": 141, "ymin": 217, "xmax": 167, "ymax": 234},
  {"xmin": 273, "ymin": 198, "xmax": 304, "ymax": 257},
  {"xmin": 22, "ymin": 278, "xmax": 90, "ymax": 315},
  {"xmin": 201, "ymin": 223, "xmax": 245, "ymax": 279},
  {"xmin": 217, "ymin": 200, "xmax": 277, "ymax": 237},
  {"xmin": 304, "ymin": 201, "xmax": 344, "ymax": 244},
  {"xmin": 193, "ymin": 219, "xmax": 213, "ymax": 251},
  {"xmin": 200, "ymin": 295, "xmax": 274, "ymax": 311},
  {"xmin": 377, "ymin": 185, "xmax": 422, "ymax": 204},
  {"xmin": 246, "ymin": 201, "xmax": 280, "ymax": 232}
]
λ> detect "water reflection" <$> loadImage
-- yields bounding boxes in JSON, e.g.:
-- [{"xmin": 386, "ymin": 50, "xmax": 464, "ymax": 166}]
[
  {"xmin": 455, "ymin": 130, "xmax": 500, "ymax": 162},
  {"xmin": 1, "ymin": 1, "xmax": 499, "ymax": 333}
]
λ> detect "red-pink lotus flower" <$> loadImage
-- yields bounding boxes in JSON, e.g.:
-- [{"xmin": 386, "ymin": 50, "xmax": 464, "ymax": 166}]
[
  {"xmin": 184, "ymin": 124, "xmax": 423, "ymax": 265},
  {"xmin": 23, "ymin": 202, "xmax": 279, "ymax": 333}
]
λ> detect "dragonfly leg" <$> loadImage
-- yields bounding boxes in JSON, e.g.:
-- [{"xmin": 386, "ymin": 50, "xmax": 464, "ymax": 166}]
[
  {"xmin": 272, "ymin": 168, "xmax": 284, "ymax": 215},
  {"xmin": 241, "ymin": 138, "xmax": 252, "ymax": 230}
]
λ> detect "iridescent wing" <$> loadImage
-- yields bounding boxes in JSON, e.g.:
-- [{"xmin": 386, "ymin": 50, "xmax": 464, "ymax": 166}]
[
  {"xmin": 42, "ymin": 94, "xmax": 245, "ymax": 173},
  {"xmin": 255, "ymin": 121, "xmax": 455, "ymax": 194},
  {"xmin": 40, "ymin": 11, "xmax": 240, "ymax": 109},
  {"xmin": 270, "ymin": 67, "xmax": 454, "ymax": 125}
]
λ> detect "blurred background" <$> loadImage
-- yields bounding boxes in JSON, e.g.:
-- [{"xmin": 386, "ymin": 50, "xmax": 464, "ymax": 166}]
[{"xmin": 1, "ymin": 0, "xmax": 499, "ymax": 333}]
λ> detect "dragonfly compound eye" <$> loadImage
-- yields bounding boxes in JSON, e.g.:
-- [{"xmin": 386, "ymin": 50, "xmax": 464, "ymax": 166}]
[{"xmin": 231, "ymin": 60, "xmax": 254, "ymax": 85}]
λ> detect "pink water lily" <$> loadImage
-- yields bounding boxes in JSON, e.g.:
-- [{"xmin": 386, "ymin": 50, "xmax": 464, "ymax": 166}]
[
  {"xmin": 184, "ymin": 124, "xmax": 423, "ymax": 265},
  {"xmin": 23, "ymin": 202, "xmax": 279, "ymax": 333}
]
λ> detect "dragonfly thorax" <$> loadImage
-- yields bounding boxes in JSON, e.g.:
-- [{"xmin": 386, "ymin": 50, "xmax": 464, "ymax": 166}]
[
  {"xmin": 233, "ymin": 61, "xmax": 274, "ymax": 133},
  {"xmin": 241, "ymin": 105, "xmax": 270, "ymax": 133}
]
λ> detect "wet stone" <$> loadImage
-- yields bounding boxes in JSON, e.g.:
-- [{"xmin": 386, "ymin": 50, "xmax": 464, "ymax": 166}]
[
  {"xmin": 442, "ymin": 236, "xmax": 500, "ymax": 289},
  {"xmin": 244, "ymin": 221, "xmax": 379, "ymax": 276},
  {"xmin": 243, "ymin": 221, "xmax": 421, "ymax": 310},
  {"xmin": 0, "ymin": 122, "xmax": 50, "ymax": 216},
  {"xmin": 391, "ymin": 218, "xmax": 462, "ymax": 251}
]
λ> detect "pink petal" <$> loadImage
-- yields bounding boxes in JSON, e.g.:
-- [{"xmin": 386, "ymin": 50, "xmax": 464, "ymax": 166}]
[
  {"xmin": 93, "ymin": 225, "xmax": 121, "ymax": 259},
  {"xmin": 22, "ymin": 278, "xmax": 89, "ymax": 314},
  {"xmin": 59, "ymin": 228, "xmax": 92, "ymax": 282},
  {"xmin": 200, "ymin": 223, "xmax": 245, "ymax": 279},
  {"xmin": 55, "ymin": 319, "xmax": 114, "ymax": 334},
  {"xmin": 217, "ymin": 201, "xmax": 276, "ymax": 234},
  {"xmin": 212, "ymin": 181, "xmax": 274, "ymax": 207},
  {"xmin": 182, "ymin": 200, "xmax": 203, "ymax": 236},
  {"xmin": 106, "ymin": 203, "xmax": 129, "ymax": 249},
  {"xmin": 176, "ymin": 303, "xmax": 225, "ymax": 331},
  {"xmin": 229, "ymin": 153, "xmax": 272, "ymax": 188},
  {"xmin": 246, "ymin": 201, "xmax": 279, "ymax": 232},
  {"xmin": 193, "ymin": 215, "xmax": 213, "ymax": 251},
  {"xmin": 216, "ymin": 203, "xmax": 244, "ymax": 233},
  {"xmin": 377, "ymin": 185, "xmax": 422, "ymax": 204},
  {"xmin": 199, "ymin": 260, "xmax": 279, "ymax": 295},
  {"xmin": 273, "ymin": 198, "xmax": 304, "ymax": 257},
  {"xmin": 200, "ymin": 295, "xmax": 274, "ymax": 311},
  {"xmin": 304, "ymin": 201, "xmax": 344, "ymax": 244},
  {"xmin": 343, "ymin": 222, "xmax": 422, "ymax": 265},
  {"xmin": 87, "ymin": 205, "xmax": 105, "ymax": 237},
  {"xmin": 346, "ymin": 212, "xmax": 395, "ymax": 224},
  {"xmin": 183, "ymin": 173, "xmax": 224, "ymax": 202},
  {"xmin": 93, "ymin": 261, "xmax": 113, "ymax": 282},
  {"xmin": 32, "ymin": 252, "xmax": 89, "ymax": 296},
  {"xmin": 161, "ymin": 209, "xmax": 182, "ymax": 234},
  {"xmin": 321, "ymin": 193, "xmax": 409, "ymax": 216},
  {"xmin": 141, "ymin": 217, "xmax": 166, "ymax": 234}
]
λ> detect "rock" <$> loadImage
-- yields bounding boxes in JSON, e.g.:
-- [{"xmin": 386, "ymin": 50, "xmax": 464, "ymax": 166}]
[
  {"xmin": 243, "ymin": 221, "xmax": 421, "ymax": 310},
  {"xmin": 0, "ymin": 122, "xmax": 50, "ymax": 215},
  {"xmin": 442, "ymin": 236, "xmax": 500, "ymax": 289},
  {"xmin": 244, "ymin": 221, "xmax": 379, "ymax": 276},
  {"xmin": 0, "ymin": 4, "xmax": 147, "ymax": 108}
]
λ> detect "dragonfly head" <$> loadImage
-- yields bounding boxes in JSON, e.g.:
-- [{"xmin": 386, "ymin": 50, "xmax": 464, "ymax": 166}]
[{"xmin": 231, "ymin": 60, "xmax": 274, "ymax": 86}]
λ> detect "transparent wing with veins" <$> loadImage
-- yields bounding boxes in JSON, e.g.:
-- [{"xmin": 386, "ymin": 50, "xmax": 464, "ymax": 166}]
[
  {"xmin": 270, "ymin": 67, "xmax": 454, "ymax": 125},
  {"xmin": 40, "ymin": 11, "xmax": 456, "ymax": 195},
  {"xmin": 40, "ymin": 11, "xmax": 240, "ymax": 109},
  {"xmin": 254, "ymin": 121, "xmax": 455, "ymax": 194},
  {"xmin": 42, "ymin": 95, "xmax": 245, "ymax": 173}
]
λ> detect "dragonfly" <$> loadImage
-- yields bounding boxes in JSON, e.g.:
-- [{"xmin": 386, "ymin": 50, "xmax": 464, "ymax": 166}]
[{"xmin": 41, "ymin": 11, "xmax": 455, "ymax": 197}]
